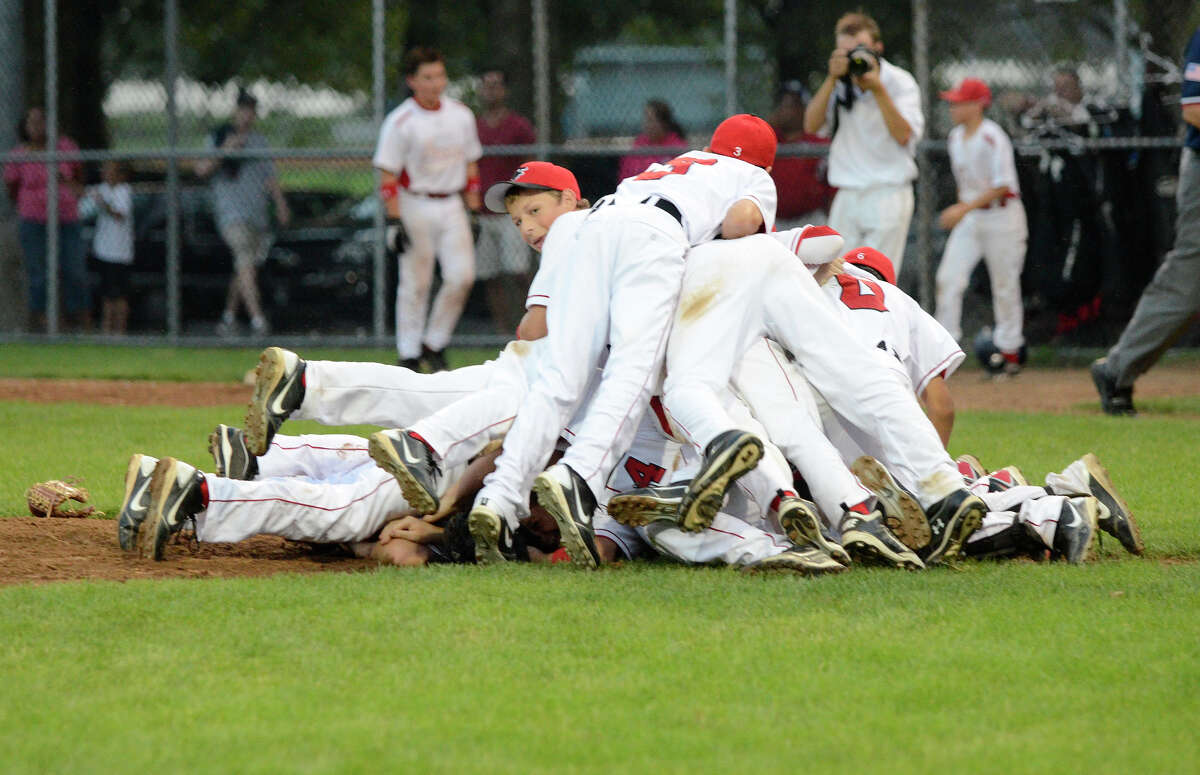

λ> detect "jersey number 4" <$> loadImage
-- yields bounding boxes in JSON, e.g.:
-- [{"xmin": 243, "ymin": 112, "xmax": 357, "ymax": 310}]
[
  {"xmin": 624, "ymin": 457, "xmax": 667, "ymax": 488},
  {"xmin": 633, "ymin": 156, "xmax": 717, "ymax": 181},
  {"xmin": 836, "ymin": 274, "xmax": 888, "ymax": 312}
]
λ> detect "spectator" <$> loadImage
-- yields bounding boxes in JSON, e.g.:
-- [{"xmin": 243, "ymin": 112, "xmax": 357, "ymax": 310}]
[
  {"xmin": 1023, "ymin": 67, "xmax": 1092, "ymax": 128},
  {"xmin": 804, "ymin": 11, "xmax": 924, "ymax": 275},
  {"xmin": 616, "ymin": 99, "xmax": 688, "ymax": 183},
  {"xmin": 767, "ymin": 80, "xmax": 835, "ymax": 225},
  {"xmin": 475, "ymin": 69, "xmax": 537, "ymax": 334},
  {"xmin": 86, "ymin": 160, "xmax": 134, "ymax": 335},
  {"xmin": 195, "ymin": 89, "xmax": 290, "ymax": 337},
  {"xmin": 3, "ymin": 106, "xmax": 89, "ymax": 331}
]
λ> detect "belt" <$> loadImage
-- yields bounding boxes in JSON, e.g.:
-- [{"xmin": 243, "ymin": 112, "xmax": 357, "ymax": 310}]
[
  {"xmin": 591, "ymin": 194, "xmax": 682, "ymax": 225},
  {"xmin": 405, "ymin": 190, "xmax": 457, "ymax": 199}
]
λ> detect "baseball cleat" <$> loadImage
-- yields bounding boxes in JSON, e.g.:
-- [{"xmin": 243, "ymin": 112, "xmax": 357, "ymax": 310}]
[
  {"xmin": 606, "ymin": 482, "xmax": 689, "ymax": 527},
  {"xmin": 1081, "ymin": 453, "xmax": 1143, "ymax": 555},
  {"xmin": 850, "ymin": 456, "xmax": 931, "ymax": 551},
  {"xmin": 741, "ymin": 545, "xmax": 847, "ymax": 575},
  {"xmin": 992, "ymin": 465, "xmax": 1028, "ymax": 488},
  {"xmin": 208, "ymin": 425, "xmax": 259, "ymax": 480},
  {"xmin": 920, "ymin": 489, "xmax": 987, "ymax": 565},
  {"xmin": 117, "ymin": 454, "xmax": 158, "ymax": 551},
  {"xmin": 368, "ymin": 429, "xmax": 442, "ymax": 515},
  {"xmin": 467, "ymin": 499, "xmax": 512, "ymax": 566},
  {"xmin": 679, "ymin": 430, "xmax": 763, "ymax": 533},
  {"xmin": 245, "ymin": 347, "xmax": 306, "ymax": 456},
  {"xmin": 840, "ymin": 512, "xmax": 925, "ymax": 570},
  {"xmin": 1091, "ymin": 358, "xmax": 1136, "ymax": 416},
  {"xmin": 532, "ymin": 464, "xmax": 600, "ymax": 569},
  {"xmin": 776, "ymin": 495, "xmax": 852, "ymax": 566},
  {"xmin": 1052, "ymin": 497, "xmax": 1099, "ymax": 564},
  {"xmin": 955, "ymin": 453, "xmax": 987, "ymax": 483},
  {"xmin": 139, "ymin": 457, "xmax": 206, "ymax": 561}
]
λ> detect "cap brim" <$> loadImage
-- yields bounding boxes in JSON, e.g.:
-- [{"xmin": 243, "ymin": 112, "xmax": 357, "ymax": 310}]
[
  {"xmin": 483, "ymin": 181, "xmax": 557, "ymax": 214},
  {"xmin": 940, "ymin": 90, "xmax": 986, "ymax": 103}
]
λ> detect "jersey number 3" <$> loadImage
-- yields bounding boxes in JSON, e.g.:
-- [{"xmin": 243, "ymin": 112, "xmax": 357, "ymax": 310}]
[
  {"xmin": 633, "ymin": 156, "xmax": 718, "ymax": 181},
  {"xmin": 836, "ymin": 274, "xmax": 888, "ymax": 312}
]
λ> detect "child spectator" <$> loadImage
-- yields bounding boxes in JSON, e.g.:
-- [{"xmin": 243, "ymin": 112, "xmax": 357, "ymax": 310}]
[{"xmin": 87, "ymin": 160, "xmax": 134, "ymax": 334}]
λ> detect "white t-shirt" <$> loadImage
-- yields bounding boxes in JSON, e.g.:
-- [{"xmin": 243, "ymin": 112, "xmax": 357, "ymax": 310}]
[
  {"xmin": 524, "ymin": 210, "xmax": 589, "ymax": 309},
  {"xmin": 90, "ymin": 182, "xmax": 134, "ymax": 264},
  {"xmin": 613, "ymin": 150, "xmax": 777, "ymax": 245},
  {"xmin": 824, "ymin": 264, "xmax": 963, "ymax": 395},
  {"xmin": 373, "ymin": 97, "xmax": 482, "ymax": 194},
  {"xmin": 820, "ymin": 60, "xmax": 924, "ymax": 188},
  {"xmin": 947, "ymin": 118, "xmax": 1020, "ymax": 204}
]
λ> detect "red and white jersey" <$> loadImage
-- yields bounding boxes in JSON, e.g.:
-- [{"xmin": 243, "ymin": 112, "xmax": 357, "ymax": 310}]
[
  {"xmin": 947, "ymin": 118, "xmax": 1020, "ymax": 204},
  {"xmin": 523, "ymin": 210, "xmax": 589, "ymax": 309},
  {"xmin": 612, "ymin": 150, "xmax": 777, "ymax": 245},
  {"xmin": 823, "ymin": 265, "xmax": 964, "ymax": 396},
  {"xmin": 373, "ymin": 97, "xmax": 482, "ymax": 193}
]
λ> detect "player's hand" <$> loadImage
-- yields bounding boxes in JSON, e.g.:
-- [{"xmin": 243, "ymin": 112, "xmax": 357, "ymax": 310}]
[
  {"xmin": 939, "ymin": 203, "xmax": 970, "ymax": 230},
  {"xmin": 378, "ymin": 516, "xmax": 439, "ymax": 545},
  {"xmin": 854, "ymin": 57, "xmax": 883, "ymax": 92},
  {"xmin": 829, "ymin": 49, "xmax": 850, "ymax": 78},
  {"xmin": 464, "ymin": 190, "xmax": 482, "ymax": 213}
]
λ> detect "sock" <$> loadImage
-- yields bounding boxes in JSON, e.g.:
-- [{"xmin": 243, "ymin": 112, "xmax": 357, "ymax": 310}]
[
  {"xmin": 198, "ymin": 477, "xmax": 210, "ymax": 508},
  {"xmin": 769, "ymin": 490, "xmax": 798, "ymax": 512},
  {"xmin": 844, "ymin": 499, "xmax": 873, "ymax": 516}
]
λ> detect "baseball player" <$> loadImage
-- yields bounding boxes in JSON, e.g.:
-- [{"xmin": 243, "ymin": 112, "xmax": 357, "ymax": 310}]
[
  {"xmin": 375, "ymin": 47, "xmax": 482, "ymax": 371},
  {"xmin": 933, "ymin": 77, "xmax": 1028, "ymax": 374},
  {"xmin": 465, "ymin": 116, "xmax": 781, "ymax": 564}
]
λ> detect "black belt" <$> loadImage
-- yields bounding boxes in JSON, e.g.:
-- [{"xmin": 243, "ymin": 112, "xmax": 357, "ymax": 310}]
[
  {"xmin": 591, "ymin": 194, "xmax": 683, "ymax": 225},
  {"xmin": 406, "ymin": 190, "xmax": 457, "ymax": 199}
]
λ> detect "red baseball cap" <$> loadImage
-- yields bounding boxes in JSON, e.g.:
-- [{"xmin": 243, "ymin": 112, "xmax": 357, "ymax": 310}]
[
  {"xmin": 708, "ymin": 114, "xmax": 777, "ymax": 169},
  {"xmin": 483, "ymin": 161, "xmax": 581, "ymax": 214},
  {"xmin": 843, "ymin": 246, "xmax": 896, "ymax": 286},
  {"xmin": 939, "ymin": 78, "xmax": 992, "ymax": 106}
]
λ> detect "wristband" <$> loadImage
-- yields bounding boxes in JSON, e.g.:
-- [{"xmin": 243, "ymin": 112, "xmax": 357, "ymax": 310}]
[
  {"xmin": 466, "ymin": 174, "xmax": 481, "ymax": 194},
  {"xmin": 380, "ymin": 179, "xmax": 399, "ymax": 201}
]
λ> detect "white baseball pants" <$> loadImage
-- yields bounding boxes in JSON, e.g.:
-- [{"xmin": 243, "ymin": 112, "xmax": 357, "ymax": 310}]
[
  {"xmin": 934, "ymin": 203, "xmax": 1028, "ymax": 352},
  {"xmin": 828, "ymin": 183, "xmax": 914, "ymax": 275},
  {"xmin": 396, "ymin": 192, "xmax": 476, "ymax": 359},
  {"xmin": 476, "ymin": 204, "xmax": 687, "ymax": 527},
  {"xmin": 663, "ymin": 235, "xmax": 962, "ymax": 510}
]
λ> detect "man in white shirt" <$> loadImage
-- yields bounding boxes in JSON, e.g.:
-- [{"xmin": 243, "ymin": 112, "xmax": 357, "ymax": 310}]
[
  {"xmin": 374, "ymin": 47, "xmax": 483, "ymax": 372},
  {"xmin": 804, "ymin": 12, "xmax": 924, "ymax": 275}
]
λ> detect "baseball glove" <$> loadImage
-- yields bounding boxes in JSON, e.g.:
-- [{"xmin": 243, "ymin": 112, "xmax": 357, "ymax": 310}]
[{"xmin": 25, "ymin": 479, "xmax": 101, "ymax": 518}]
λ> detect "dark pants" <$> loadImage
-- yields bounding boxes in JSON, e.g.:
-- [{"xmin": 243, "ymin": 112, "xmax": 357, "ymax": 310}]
[{"xmin": 17, "ymin": 218, "xmax": 89, "ymax": 316}]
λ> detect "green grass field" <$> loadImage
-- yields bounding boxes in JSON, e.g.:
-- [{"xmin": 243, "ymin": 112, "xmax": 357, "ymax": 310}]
[{"xmin": 1, "ymin": 346, "xmax": 1198, "ymax": 773}]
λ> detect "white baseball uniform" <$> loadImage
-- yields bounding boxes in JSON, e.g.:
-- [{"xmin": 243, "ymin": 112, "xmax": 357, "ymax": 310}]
[
  {"xmin": 663, "ymin": 234, "xmax": 964, "ymax": 512},
  {"xmin": 935, "ymin": 117, "xmax": 1028, "ymax": 353},
  {"xmin": 475, "ymin": 152, "xmax": 777, "ymax": 527},
  {"xmin": 374, "ymin": 97, "xmax": 482, "ymax": 360},
  {"xmin": 965, "ymin": 459, "xmax": 1104, "ymax": 554},
  {"xmin": 820, "ymin": 59, "xmax": 924, "ymax": 273}
]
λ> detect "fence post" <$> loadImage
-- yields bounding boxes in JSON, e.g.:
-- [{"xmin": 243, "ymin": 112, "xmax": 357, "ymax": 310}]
[
  {"xmin": 164, "ymin": 0, "xmax": 181, "ymax": 342},
  {"xmin": 372, "ymin": 0, "xmax": 386, "ymax": 344},
  {"xmin": 912, "ymin": 0, "xmax": 934, "ymax": 309},
  {"xmin": 532, "ymin": 0, "xmax": 550, "ymax": 155},
  {"xmin": 44, "ymin": 0, "xmax": 59, "ymax": 335},
  {"xmin": 724, "ymin": 0, "xmax": 737, "ymax": 116},
  {"xmin": 1114, "ymin": 0, "xmax": 1129, "ymax": 107}
]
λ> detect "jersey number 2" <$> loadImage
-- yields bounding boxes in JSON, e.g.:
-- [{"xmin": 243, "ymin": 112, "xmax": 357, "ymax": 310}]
[
  {"xmin": 836, "ymin": 274, "xmax": 888, "ymax": 312},
  {"xmin": 624, "ymin": 457, "xmax": 667, "ymax": 488},
  {"xmin": 633, "ymin": 156, "xmax": 717, "ymax": 181}
]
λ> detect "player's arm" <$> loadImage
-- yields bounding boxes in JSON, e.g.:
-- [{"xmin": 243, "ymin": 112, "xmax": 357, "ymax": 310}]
[
  {"xmin": 1183, "ymin": 103, "xmax": 1200, "ymax": 130},
  {"xmin": 267, "ymin": 174, "xmax": 291, "ymax": 226},
  {"xmin": 464, "ymin": 160, "xmax": 482, "ymax": 212},
  {"xmin": 517, "ymin": 305, "xmax": 547, "ymax": 341},
  {"xmin": 377, "ymin": 168, "xmax": 402, "ymax": 220},
  {"xmin": 423, "ymin": 447, "xmax": 504, "ymax": 523},
  {"xmin": 920, "ymin": 375, "xmax": 955, "ymax": 447},
  {"xmin": 939, "ymin": 185, "xmax": 1011, "ymax": 230},
  {"xmin": 721, "ymin": 198, "xmax": 766, "ymax": 239},
  {"xmin": 857, "ymin": 66, "xmax": 913, "ymax": 146}
]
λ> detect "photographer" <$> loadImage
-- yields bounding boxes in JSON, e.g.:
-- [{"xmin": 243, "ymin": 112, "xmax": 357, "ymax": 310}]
[{"xmin": 804, "ymin": 12, "xmax": 923, "ymax": 275}]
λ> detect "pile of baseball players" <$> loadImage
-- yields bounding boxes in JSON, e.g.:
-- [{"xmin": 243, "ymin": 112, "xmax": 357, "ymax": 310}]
[{"xmin": 114, "ymin": 107, "xmax": 1144, "ymax": 574}]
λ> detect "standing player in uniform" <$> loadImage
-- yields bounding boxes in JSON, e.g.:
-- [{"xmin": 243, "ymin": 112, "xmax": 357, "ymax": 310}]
[
  {"xmin": 803, "ymin": 12, "xmax": 923, "ymax": 274},
  {"xmin": 933, "ymin": 78, "xmax": 1028, "ymax": 375},
  {"xmin": 375, "ymin": 47, "xmax": 482, "ymax": 372},
  {"xmin": 1092, "ymin": 25, "xmax": 1200, "ymax": 415}
]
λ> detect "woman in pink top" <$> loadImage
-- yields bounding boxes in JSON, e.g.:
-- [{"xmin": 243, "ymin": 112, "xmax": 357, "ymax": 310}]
[
  {"xmin": 616, "ymin": 99, "xmax": 688, "ymax": 183},
  {"xmin": 3, "ymin": 107, "xmax": 89, "ymax": 330}
]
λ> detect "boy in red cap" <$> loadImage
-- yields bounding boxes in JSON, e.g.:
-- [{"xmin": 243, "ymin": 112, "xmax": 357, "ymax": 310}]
[
  {"xmin": 933, "ymin": 77, "xmax": 1028, "ymax": 376},
  {"xmin": 464, "ymin": 117, "xmax": 781, "ymax": 566}
]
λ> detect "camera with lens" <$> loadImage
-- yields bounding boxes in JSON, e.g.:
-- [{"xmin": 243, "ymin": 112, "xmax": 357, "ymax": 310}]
[{"xmin": 846, "ymin": 44, "xmax": 879, "ymax": 77}]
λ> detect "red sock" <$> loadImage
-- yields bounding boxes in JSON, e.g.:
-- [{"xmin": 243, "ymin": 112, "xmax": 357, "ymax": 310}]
[
  {"xmin": 845, "ymin": 499, "xmax": 872, "ymax": 516},
  {"xmin": 199, "ymin": 477, "xmax": 210, "ymax": 508},
  {"xmin": 1002, "ymin": 351, "xmax": 1020, "ymax": 364},
  {"xmin": 769, "ymin": 490, "xmax": 798, "ymax": 512}
]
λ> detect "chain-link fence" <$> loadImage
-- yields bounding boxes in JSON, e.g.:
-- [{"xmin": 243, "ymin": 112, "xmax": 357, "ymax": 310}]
[{"xmin": 1, "ymin": 0, "xmax": 1192, "ymax": 351}]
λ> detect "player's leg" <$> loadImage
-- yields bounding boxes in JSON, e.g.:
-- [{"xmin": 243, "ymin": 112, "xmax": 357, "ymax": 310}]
[
  {"xmin": 396, "ymin": 195, "xmax": 439, "ymax": 362},
  {"xmin": 425, "ymin": 199, "xmax": 477, "ymax": 357},
  {"xmin": 255, "ymin": 433, "xmax": 372, "ymax": 479},
  {"xmin": 979, "ymin": 205, "xmax": 1028, "ymax": 355},
  {"xmin": 934, "ymin": 216, "xmax": 983, "ymax": 343},
  {"xmin": 1045, "ymin": 454, "xmax": 1143, "ymax": 554},
  {"xmin": 827, "ymin": 188, "xmax": 866, "ymax": 256},
  {"xmin": 860, "ymin": 184, "xmax": 915, "ymax": 274}
]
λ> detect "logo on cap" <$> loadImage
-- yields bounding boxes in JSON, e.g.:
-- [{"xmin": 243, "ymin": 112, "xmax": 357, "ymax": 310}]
[{"xmin": 513, "ymin": 166, "xmax": 528, "ymax": 180}]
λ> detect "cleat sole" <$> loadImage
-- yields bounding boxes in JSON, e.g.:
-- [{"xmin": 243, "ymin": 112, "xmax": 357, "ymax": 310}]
[
  {"xmin": 679, "ymin": 435, "xmax": 763, "ymax": 533},
  {"xmin": 368, "ymin": 432, "xmax": 439, "ymax": 515},
  {"xmin": 532, "ymin": 476, "xmax": 597, "ymax": 569},
  {"xmin": 851, "ymin": 456, "xmax": 931, "ymax": 551}
]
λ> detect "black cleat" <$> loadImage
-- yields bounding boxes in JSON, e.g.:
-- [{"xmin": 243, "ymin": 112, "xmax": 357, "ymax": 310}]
[
  {"xmin": 467, "ymin": 498, "xmax": 514, "ymax": 566},
  {"xmin": 117, "ymin": 454, "xmax": 158, "ymax": 551},
  {"xmin": 208, "ymin": 425, "xmax": 259, "ymax": 480},
  {"xmin": 776, "ymin": 495, "xmax": 852, "ymax": 566},
  {"xmin": 398, "ymin": 357, "xmax": 422, "ymax": 371},
  {"xmin": 679, "ymin": 430, "xmax": 763, "ymax": 533},
  {"xmin": 850, "ymin": 456, "xmax": 931, "ymax": 552},
  {"xmin": 606, "ymin": 482, "xmax": 689, "ymax": 527},
  {"xmin": 920, "ymin": 489, "xmax": 987, "ymax": 565},
  {"xmin": 532, "ymin": 464, "xmax": 600, "ymax": 568},
  {"xmin": 841, "ymin": 512, "xmax": 925, "ymax": 570},
  {"xmin": 421, "ymin": 346, "xmax": 449, "ymax": 373},
  {"xmin": 245, "ymin": 347, "xmax": 306, "ymax": 455},
  {"xmin": 1051, "ymin": 497, "xmax": 1099, "ymax": 564},
  {"xmin": 741, "ymin": 545, "xmax": 847, "ymax": 575},
  {"xmin": 1081, "ymin": 453, "xmax": 1144, "ymax": 555},
  {"xmin": 139, "ymin": 457, "xmax": 206, "ymax": 561},
  {"xmin": 1091, "ymin": 358, "xmax": 1136, "ymax": 416},
  {"xmin": 369, "ymin": 429, "xmax": 442, "ymax": 515}
]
